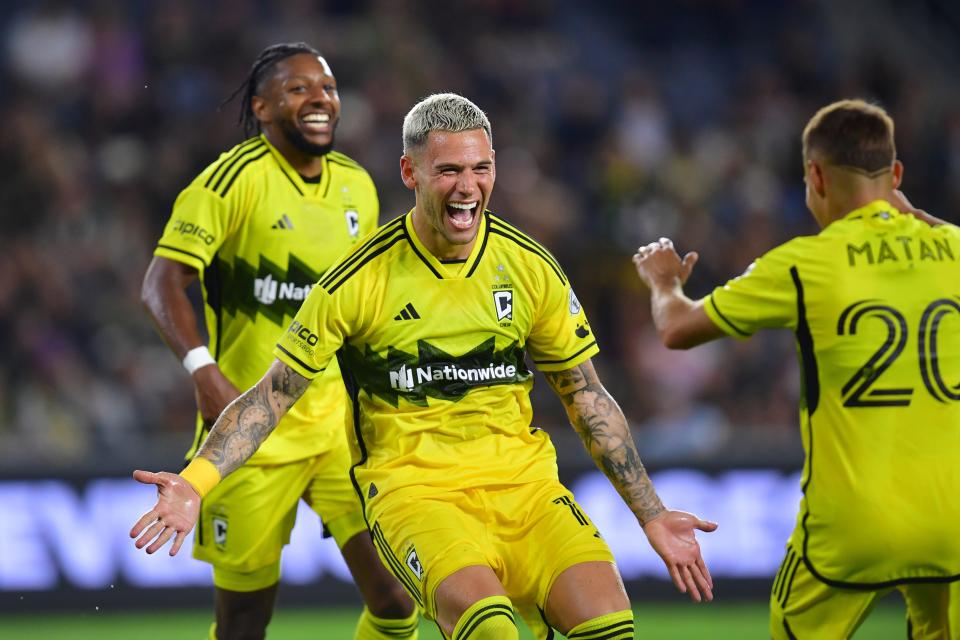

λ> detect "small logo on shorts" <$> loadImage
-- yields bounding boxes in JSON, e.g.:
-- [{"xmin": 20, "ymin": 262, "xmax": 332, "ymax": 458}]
[
  {"xmin": 213, "ymin": 516, "xmax": 228, "ymax": 550},
  {"xmin": 405, "ymin": 545, "xmax": 423, "ymax": 581}
]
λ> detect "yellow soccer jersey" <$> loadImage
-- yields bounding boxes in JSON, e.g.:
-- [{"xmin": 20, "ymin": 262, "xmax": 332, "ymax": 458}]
[
  {"xmin": 704, "ymin": 200, "xmax": 960, "ymax": 587},
  {"xmin": 274, "ymin": 210, "xmax": 598, "ymax": 506},
  {"xmin": 154, "ymin": 135, "xmax": 378, "ymax": 464}
]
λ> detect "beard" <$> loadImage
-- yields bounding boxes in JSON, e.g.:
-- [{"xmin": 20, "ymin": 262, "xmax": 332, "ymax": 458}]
[{"xmin": 278, "ymin": 118, "xmax": 336, "ymax": 157}]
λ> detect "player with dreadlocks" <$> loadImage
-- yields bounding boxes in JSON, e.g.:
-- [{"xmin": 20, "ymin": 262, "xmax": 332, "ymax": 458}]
[{"xmin": 138, "ymin": 42, "xmax": 419, "ymax": 640}]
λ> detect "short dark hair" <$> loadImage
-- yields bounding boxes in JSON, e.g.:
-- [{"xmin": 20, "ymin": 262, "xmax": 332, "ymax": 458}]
[
  {"xmin": 802, "ymin": 99, "xmax": 895, "ymax": 173},
  {"xmin": 224, "ymin": 42, "xmax": 323, "ymax": 138}
]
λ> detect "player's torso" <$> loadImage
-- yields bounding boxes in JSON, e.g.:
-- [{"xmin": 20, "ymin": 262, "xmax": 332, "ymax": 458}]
[
  {"xmin": 789, "ymin": 204, "xmax": 960, "ymax": 584},
  {"xmin": 338, "ymin": 212, "xmax": 561, "ymax": 501},
  {"xmin": 203, "ymin": 144, "xmax": 375, "ymax": 462}
]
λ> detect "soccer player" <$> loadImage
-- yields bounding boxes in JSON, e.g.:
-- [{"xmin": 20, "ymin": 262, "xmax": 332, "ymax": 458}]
[
  {"xmin": 139, "ymin": 43, "xmax": 417, "ymax": 640},
  {"xmin": 632, "ymin": 99, "xmax": 960, "ymax": 639},
  {"xmin": 132, "ymin": 93, "xmax": 716, "ymax": 640}
]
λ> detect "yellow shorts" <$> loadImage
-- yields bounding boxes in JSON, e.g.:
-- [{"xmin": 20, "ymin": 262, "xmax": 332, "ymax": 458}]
[
  {"xmin": 367, "ymin": 478, "xmax": 615, "ymax": 624},
  {"xmin": 770, "ymin": 543, "xmax": 957, "ymax": 639},
  {"xmin": 193, "ymin": 436, "xmax": 367, "ymax": 592}
]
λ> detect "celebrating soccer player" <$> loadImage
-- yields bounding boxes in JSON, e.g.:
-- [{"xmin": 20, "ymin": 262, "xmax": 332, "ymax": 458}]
[
  {"xmin": 633, "ymin": 99, "xmax": 960, "ymax": 639},
  {"xmin": 138, "ymin": 43, "xmax": 418, "ymax": 640},
  {"xmin": 132, "ymin": 93, "xmax": 716, "ymax": 640}
]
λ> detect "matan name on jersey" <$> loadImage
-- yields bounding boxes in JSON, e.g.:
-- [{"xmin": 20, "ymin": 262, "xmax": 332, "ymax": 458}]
[
  {"xmin": 389, "ymin": 362, "xmax": 518, "ymax": 392},
  {"xmin": 254, "ymin": 274, "xmax": 312, "ymax": 305}
]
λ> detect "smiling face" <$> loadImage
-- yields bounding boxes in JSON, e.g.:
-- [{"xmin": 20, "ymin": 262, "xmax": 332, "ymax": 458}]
[
  {"xmin": 401, "ymin": 128, "xmax": 495, "ymax": 259},
  {"xmin": 252, "ymin": 53, "xmax": 340, "ymax": 158}
]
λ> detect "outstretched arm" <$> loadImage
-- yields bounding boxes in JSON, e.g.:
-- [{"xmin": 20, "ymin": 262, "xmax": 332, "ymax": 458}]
[
  {"xmin": 633, "ymin": 238, "xmax": 724, "ymax": 349},
  {"xmin": 130, "ymin": 359, "xmax": 311, "ymax": 555},
  {"xmin": 544, "ymin": 360, "xmax": 717, "ymax": 602}
]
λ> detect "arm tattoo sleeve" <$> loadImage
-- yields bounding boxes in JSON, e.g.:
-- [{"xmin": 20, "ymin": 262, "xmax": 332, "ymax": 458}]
[
  {"xmin": 196, "ymin": 360, "xmax": 312, "ymax": 478},
  {"xmin": 544, "ymin": 362, "xmax": 665, "ymax": 524}
]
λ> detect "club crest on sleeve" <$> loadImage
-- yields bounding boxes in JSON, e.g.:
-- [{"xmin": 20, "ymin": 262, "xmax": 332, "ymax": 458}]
[
  {"xmin": 569, "ymin": 289, "xmax": 582, "ymax": 315},
  {"xmin": 405, "ymin": 545, "xmax": 423, "ymax": 580}
]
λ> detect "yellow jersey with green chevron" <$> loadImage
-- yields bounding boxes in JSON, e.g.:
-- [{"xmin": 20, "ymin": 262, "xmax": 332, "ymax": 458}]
[
  {"xmin": 274, "ymin": 210, "xmax": 598, "ymax": 504},
  {"xmin": 154, "ymin": 134, "xmax": 378, "ymax": 464},
  {"xmin": 703, "ymin": 199, "xmax": 960, "ymax": 587}
]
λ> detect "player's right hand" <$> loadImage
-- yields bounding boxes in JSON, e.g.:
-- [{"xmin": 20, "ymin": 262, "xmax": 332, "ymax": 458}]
[
  {"xmin": 192, "ymin": 365, "xmax": 241, "ymax": 425},
  {"xmin": 130, "ymin": 470, "xmax": 201, "ymax": 556}
]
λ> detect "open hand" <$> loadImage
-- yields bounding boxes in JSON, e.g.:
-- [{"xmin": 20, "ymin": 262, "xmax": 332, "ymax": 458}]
[
  {"xmin": 129, "ymin": 470, "xmax": 201, "ymax": 556},
  {"xmin": 642, "ymin": 510, "xmax": 718, "ymax": 602},
  {"xmin": 633, "ymin": 237, "xmax": 699, "ymax": 290}
]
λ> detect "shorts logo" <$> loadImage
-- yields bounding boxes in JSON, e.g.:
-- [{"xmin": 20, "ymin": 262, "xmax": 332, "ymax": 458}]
[
  {"xmin": 569, "ymin": 289, "xmax": 582, "ymax": 315},
  {"xmin": 405, "ymin": 545, "xmax": 423, "ymax": 581},
  {"xmin": 213, "ymin": 516, "xmax": 228, "ymax": 550},
  {"xmin": 493, "ymin": 290, "xmax": 513, "ymax": 322},
  {"xmin": 345, "ymin": 210, "xmax": 360, "ymax": 238}
]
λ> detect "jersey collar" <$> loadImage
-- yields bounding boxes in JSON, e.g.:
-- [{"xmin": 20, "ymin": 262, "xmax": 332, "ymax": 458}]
[
  {"xmin": 843, "ymin": 199, "xmax": 903, "ymax": 222},
  {"xmin": 403, "ymin": 208, "xmax": 490, "ymax": 279},
  {"xmin": 260, "ymin": 133, "xmax": 331, "ymax": 197}
]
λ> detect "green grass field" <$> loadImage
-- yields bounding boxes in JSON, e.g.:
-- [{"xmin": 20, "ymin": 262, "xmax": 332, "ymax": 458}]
[{"xmin": 0, "ymin": 603, "xmax": 908, "ymax": 639}]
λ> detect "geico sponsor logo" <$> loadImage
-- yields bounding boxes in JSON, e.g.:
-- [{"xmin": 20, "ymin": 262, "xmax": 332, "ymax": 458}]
[
  {"xmin": 254, "ymin": 274, "xmax": 313, "ymax": 305},
  {"xmin": 389, "ymin": 362, "xmax": 518, "ymax": 392},
  {"xmin": 287, "ymin": 320, "xmax": 319, "ymax": 346},
  {"xmin": 172, "ymin": 220, "xmax": 215, "ymax": 245}
]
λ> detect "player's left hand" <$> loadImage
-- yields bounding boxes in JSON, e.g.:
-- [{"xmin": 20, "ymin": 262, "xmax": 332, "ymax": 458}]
[
  {"xmin": 129, "ymin": 470, "xmax": 201, "ymax": 556},
  {"xmin": 642, "ymin": 510, "xmax": 717, "ymax": 603},
  {"xmin": 633, "ymin": 237, "xmax": 699, "ymax": 290}
]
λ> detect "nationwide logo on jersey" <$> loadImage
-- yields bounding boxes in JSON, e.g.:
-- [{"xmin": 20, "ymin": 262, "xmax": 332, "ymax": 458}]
[
  {"xmin": 216, "ymin": 252, "xmax": 321, "ymax": 327},
  {"xmin": 254, "ymin": 274, "xmax": 312, "ymax": 305},
  {"xmin": 340, "ymin": 337, "xmax": 530, "ymax": 407}
]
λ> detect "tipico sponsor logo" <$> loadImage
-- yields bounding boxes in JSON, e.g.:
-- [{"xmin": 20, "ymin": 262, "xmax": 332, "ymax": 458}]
[
  {"xmin": 172, "ymin": 219, "xmax": 216, "ymax": 245},
  {"xmin": 254, "ymin": 274, "xmax": 313, "ymax": 305},
  {"xmin": 389, "ymin": 362, "xmax": 518, "ymax": 392}
]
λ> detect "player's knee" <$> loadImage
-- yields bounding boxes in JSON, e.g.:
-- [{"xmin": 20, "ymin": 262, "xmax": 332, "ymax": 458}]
[
  {"xmin": 452, "ymin": 595, "xmax": 518, "ymax": 640},
  {"xmin": 355, "ymin": 606, "xmax": 419, "ymax": 640},
  {"xmin": 365, "ymin": 580, "xmax": 416, "ymax": 618},
  {"xmin": 566, "ymin": 609, "xmax": 634, "ymax": 639}
]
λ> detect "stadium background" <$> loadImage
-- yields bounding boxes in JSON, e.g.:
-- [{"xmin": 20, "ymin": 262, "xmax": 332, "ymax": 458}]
[{"xmin": 1, "ymin": 1, "xmax": 958, "ymax": 637}]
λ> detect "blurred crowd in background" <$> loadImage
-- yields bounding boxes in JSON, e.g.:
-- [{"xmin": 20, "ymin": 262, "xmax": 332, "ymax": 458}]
[{"xmin": 2, "ymin": 0, "xmax": 959, "ymax": 472}]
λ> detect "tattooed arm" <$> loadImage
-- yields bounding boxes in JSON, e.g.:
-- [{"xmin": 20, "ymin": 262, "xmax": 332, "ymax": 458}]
[
  {"xmin": 544, "ymin": 360, "xmax": 664, "ymax": 523},
  {"xmin": 544, "ymin": 358, "xmax": 718, "ymax": 602},
  {"xmin": 196, "ymin": 359, "xmax": 310, "ymax": 478},
  {"xmin": 130, "ymin": 359, "xmax": 311, "ymax": 556}
]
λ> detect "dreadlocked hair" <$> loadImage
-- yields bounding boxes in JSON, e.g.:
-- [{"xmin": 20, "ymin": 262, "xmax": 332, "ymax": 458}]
[{"xmin": 223, "ymin": 42, "xmax": 323, "ymax": 138}]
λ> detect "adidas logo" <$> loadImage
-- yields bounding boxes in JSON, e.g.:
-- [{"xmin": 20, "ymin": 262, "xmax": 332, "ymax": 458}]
[
  {"xmin": 393, "ymin": 302, "xmax": 421, "ymax": 321},
  {"xmin": 271, "ymin": 214, "xmax": 294, "ymax": 230}
]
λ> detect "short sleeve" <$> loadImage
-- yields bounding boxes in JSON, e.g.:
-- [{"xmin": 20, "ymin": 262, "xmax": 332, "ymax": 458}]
[
  {"xmin": 527, "ymin": 271, "xmax": 599, "ymax": 372},
  {"xmin": 704, "ymin": 244, "xmax": 799, "ymax": 337},
  {"xmin": 274, "ymin": 284, "xmax": 350, "ymax": 379},
  {"xmin": 154, "ymin": 187, "xmax": 239, "ymax": 270}
]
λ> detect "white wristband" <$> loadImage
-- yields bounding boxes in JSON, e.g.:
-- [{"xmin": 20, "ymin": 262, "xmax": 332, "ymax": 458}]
[{"xmin": 182, "ymin": 346, "xmax": 216, "ymax": 375}]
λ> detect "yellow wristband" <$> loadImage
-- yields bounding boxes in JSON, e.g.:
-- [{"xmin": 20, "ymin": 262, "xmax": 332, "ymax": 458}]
[{"xmin": 179, "ymin": 457, "xmax": 221, "ymax": 498}]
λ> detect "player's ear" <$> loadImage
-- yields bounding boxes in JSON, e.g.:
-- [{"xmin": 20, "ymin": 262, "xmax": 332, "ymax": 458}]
[
  {"xmin": 891, "ymin": 159, "xmax": 903, "ymax": 189},
  {"xmin": 251, "ymin": 95, "xmax": 271, "ymax": 126},
  {"xmin": 400, "ymin": 154, "xmax": 417, "ymax": 190},
  {"xmin": 806, "ymin": 159, "xmax": 826, "ymax": 198}
]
